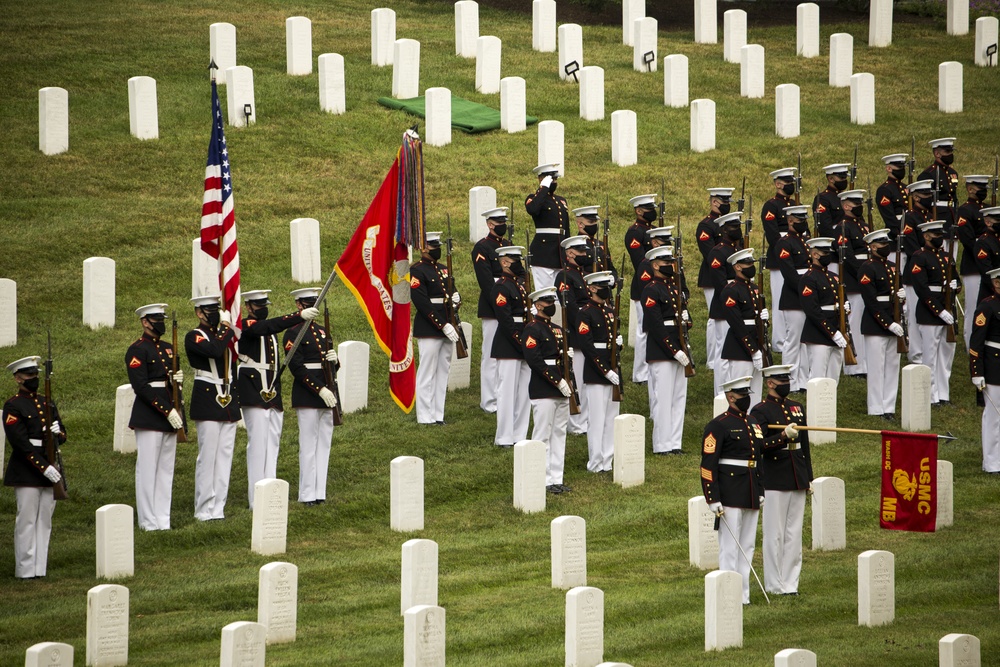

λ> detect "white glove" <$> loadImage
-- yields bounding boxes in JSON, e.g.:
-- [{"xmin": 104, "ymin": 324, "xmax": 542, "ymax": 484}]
[
  {"xmin": 682, "ymin": 310, "xmax": 691, "ymax": 324},
  {"xmin": 760, "ymin": 308, "xmax": 770, "ymax": 322},
  {"xmin": 451, "ymin": 292, "xmax": 461, "ymax": 306},
  {"xmin": 783, "ymin": 423, "xmax": 799, "ymax": 440},
  {"xmin": 949, "ymin": 279, "xmax": 959, "ymax": 290},
  {"xmin": 752, "ymin": 350, "xmax": 763, "ymax": 371},
  {"xmin": 300, "ymin": 306, "xmax": 320, "ymax": 321},
  {"xmin": 843, "ymin": 300, "xmax": 851, "ymax": 315},
  {"xmin": 973, "ymin": 376, "xmax": 986, "ymax": 390},
  {"xmin": 832, "ymin": 331, "xmax": 848, "ymax": 348},
  {"xmin": 50, "ymin": 420, "xmax": 62, "ymax": 436},
  {"xmin": 556, "ymin": 378, "xmax": 572, "ymax": 397},
  {"xmin": 540, "ymin": 175, "xmax": 554, "ymax": 189},
  {"xmin": 567, "ymin": 347, "xmax": 575, "ymax": 359},
  {"xmin": 673, "ymin": 350, "xmax": 690, "ymax": 367},
  {"xmin": 708, "ymin": 502, "xmax": 723, "ymax": 515},
  {"xmin": 172, "ymin": 369, "xmax": 184, "ymax": 385},
  {"xmin": 167, "ymin": 409, "xmax": 184, "ymax": 430},
  {"xmin": 318, "ymin": 387, "xmax": 338, "ymax": 408},
  {"xmin": 604, "ymin": 370, "xmax": 620, "ymax": 386},
  {"xmin": 530, "ymin": 305, "xmax": 538, "ymax": 317},
  {"xmin": 759, "ymin": 496, "xmax": 765, "ymax": 507},
  {"xmin": 939, "ymin": 310, "xmax": 955, "ymax": 326},
  {"xmin": 615, "ymin": 334, "xmax": 624, "ymax": 347},
  {"xmin": 896, "ymin": 288, "xmax": 906, "ymax": 302},
  {"xmin": 43, "ymin": 466, "xmax": 62, "ymax": 483},
  {"xmin": 219, "ymin": 310, "xmax": 232, "ymax": 327},
  {"xmin": 325, "ymin": 349, "xmax": 339, "ymax": 364},
  {"xmin": 888, "ymin": 322, "xmax": 905, "ymax": 337},
  {"xmin": 442, "ymin": 323, "xmax": 460, "ymax": 343}
]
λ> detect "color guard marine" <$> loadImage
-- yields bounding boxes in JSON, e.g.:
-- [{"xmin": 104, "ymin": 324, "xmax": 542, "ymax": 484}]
[
  {"xmin": 764, "ymin": 167, "xmax": 796, "ymax": 353},
  {"xmin": 799, "ymin": 238, "xmax": 849, "ymax": 382},
  {"xmin": 625, "ymin": 193, "xmax": 658, "ymax": 384},
  {"xmin": 525, "ymin": 163, "xmax": 570, "ymax": 289},
  {"xmin": 718, "ymin": 248, "xmax": 767, "ymax": 404},
  {"xmin": 813, "ymin": 163, "xmax": 850, "ymax": 238},
  {"xmin": 556, "ymin": 234, "xmax": 594, "ymax": 435},
  {"xmin": 491, "ymin": 245, "xmax": 532, "ymax": 447},
  {"xmin": 572, "ymin": 205, "xmax": 617, "ymax": 279},
  {"xmin": 969, "ymin": 267, "xmax": 1000, "ymax": 474},
  {"xmin": 697, "ymin": 188, "xmax": 735, "ymax": 370},
  {"xmin": 957, "ymin": 176, "xmax": 991, "ymax": 341},
  {"xmin": 774, "ymin": 205, "xmax": 812, "ymax": 391},
  {"xmin": 472, "ymin": 206, "xmax": 512, "ymax": 414},
  {"xmin": 706, "ymin": 211, "xmax": 744, "ymax": 395},
  {"xmin": 974, "ymin": 206, "xmax": 1000, "ymax": 304},
  {"xmin": 577, "ymin": 271, "xmax": 621, "ymax": 471},
  {"xmin": 917, "ymin": 137, "xmax": 959, "ymax": 205},
  {"xmin": 901, "ymin": 179, "xmax": 936, "ymax": 362},
  {"xmin": 875, "ymin": 153, "xmax": 910, "ymax": 236},
  {"xmin": 836, "ymin": 189, "xmax": 871, "ymax": 377}
]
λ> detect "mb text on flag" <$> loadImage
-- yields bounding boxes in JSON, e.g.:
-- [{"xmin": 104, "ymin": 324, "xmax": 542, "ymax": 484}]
[{"xmin": 879, "ymin": 430, "xmax": 938, "ymax": 532}]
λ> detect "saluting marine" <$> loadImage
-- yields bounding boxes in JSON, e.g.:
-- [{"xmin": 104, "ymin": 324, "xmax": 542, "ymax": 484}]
[
  {"xmin": 799, "ymin": 238, "xmax": 848, "ymax": 382},
  {"xmin": 836, "ymin": 189, "xmax": 871, "ymax": 377},
  {"xmin": 525, "ymin": 164, "xmax": 570, "ymax": 289},
  {"xmin": 917, "ymin": 137, "xmax": 959, "ymax": 205},
  {"xmin": 813, "ymin": 163, "xmax": 850, "ymax": 239},
  {"xmin": 625, "ymin": 193, "xmax": 659, "ymax": 384},
  {"xmin": 491, "ymin": 246, "xmax": 532, "ymax": 447},
  {"xmin": 578, "ymin": 271, "xmax": 621, "ymax": 471},
  {"xmin": 697, "ymin": 188, "xmax": 735, "ymax": 370},
  {"xmin": 875, "ymin": 153, "xmax": 909, "ymax": 236},
  {"xmin": 718, "ymin": 248, "xmax": 767, "ymax": 405},
  {"xmin": 774, "ymin": 205, "xmax": 812, "ymax": 391},
  {"xmin": 969, "ymin": 267, "xmax": 1000, "ymax": 474},
  {"xmin": 556, "ymin": 234, "xmax": 594, "ymax": 436},
  {"xmin": 472, "ymin": 207, "xmax": 512, "ymax": 414}
]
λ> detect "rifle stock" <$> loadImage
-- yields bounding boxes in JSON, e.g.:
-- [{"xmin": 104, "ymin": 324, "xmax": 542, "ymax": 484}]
[
  {"xmin": 43, "ymin": 332, "xmax": 68, "ymax": 500},
  {"xmin": 323, "ymin": 303, "xmax": 344, "ymax": 426},
  {"xmin": 836, "ymin": 229, "xmax": 859, "ymax": 365},
  {"xmin": 171, "ymin": 312, "xmax": 188, "ymax": 442}
]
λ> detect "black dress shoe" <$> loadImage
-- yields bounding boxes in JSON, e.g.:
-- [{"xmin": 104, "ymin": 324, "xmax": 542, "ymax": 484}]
[
  {"xmin": 496, "ymin": 443, "xmax": 514, "ymax": 448},
  {"xmin": 546, "ymin": 484, "xmax": 563, "ymax": 494},
  {"xmin": 669, "ymin": 449, "xmax": 686, "ymax": 455},
  {"xmin": 435, "ymin": 420, "xmax": 447, "ymax": 425},
  {"xmin": 557, "ymin": 484, "xmax": 572, "ymax": 492}
]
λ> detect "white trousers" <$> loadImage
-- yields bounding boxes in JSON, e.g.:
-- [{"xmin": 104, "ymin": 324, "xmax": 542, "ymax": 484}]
[
  {"xmin": 584, "ymin": 383, "xmax": 619, "ymax": 471},
  {"xmin": 648, "ymin": 360, "xmax": 688, "ymax": 452},
  {"xmin": 762, "ymin": 489, "xmax": 806, "ymax": 595},
  {"xmin": 718, "ymin": 359, "xmax": 763, "ymax": 406},
  {"xmin": 712, "ymin": 319, "xmax": 731, "ymax": 396},
  {"xmin": 718, "ymin": 507, "xmax": 759, "ymax": 604},
  {"xmin": 963, "ymin": 274, "xmax": 981, "ymax": 349},
  {"xmin": 982, "ymin": 384, "xmax": 1000, "ymax": 473},
  {"xmin": 845, "ymin": 293, "xmax": 867, "ymax": 375},
  {"xmin": 244, "ymin": 406, "xmax": 284, "ymax": 509},
  {"xmin": 194, "ymin": 420, "xmax": 237, "ymax": 520},
  {"xmin": 703, "ymin": 287, "xmax": 716, "ymax": 370},
  {"xmin": 769, "ymin": 271, "xmax": 785, "ymax": 353},
  {"xmin": 135, "ymin": 429, "xmax": 177, "ymax": 531},
  {"xmin": 297, "ymin": 408, "xmax": 333, "ymax": 502},
  {"xmin": 781, "ymin": 309, "xmax": 809, "ymax": 391},
  {"xmin": 904, "ymin": 286, "xmax": 923, "ymax": 363},
  {"xmin": 531, "ymin": 397, "xmax": 569, "ymax": 486},
  {"xmin": 14, "ymin": 487, "xmax": 54, "ymax": 578},
  {"xmin": 532, "ymin": 266, "xmax": 558, "ymax": 290},
  {"xmin": 568, "ymin": 347, "xmax": 588, "ymax": 434},
  {"xmin": 806, "ymin": 343, "xmax": 844, "ymax": 384},
  {"xmin": 864, "ymin": 335, "xmax": 900, "ymax": 414},
  {"xmin": 631, "ymin": 300, "xmax": 648, "ymax": 382},
  {"xmin": 480, "ymin": 318, "xmax": 499, "ymax": 412},
  {"xmin": 918, "ymin": 324, "xmax": 955, "ymax": 403},
  {"xmin": 416, "ymin": 337, "xmax": 453, "ymax": 424},
  {"xmin": 495, "ymin": 358, "xmax": 531, "ymax": 445}
]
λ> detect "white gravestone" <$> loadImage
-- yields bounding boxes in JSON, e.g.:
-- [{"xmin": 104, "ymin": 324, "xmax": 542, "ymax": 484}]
[
  {"xmin": 251, "ymin": 478, "xmax": 288, "ymax": 556},
  {"xmin": 38, "ymin": 87, "xmax": 68, "ymax": 156},
  {"xmin": 806, "ymin": 377, "xmax": 837, "ymax": 443},
  {"xmin": 869, "ymin": 0, "xmax": 893, "ymax": 47},
  {"xmin": 96, "ymin": 504, "xmax": 134, "ymax": 579},
  {"xmin": 776, "ymin": 83, "xmax": 800, "ymax": 139},
  {"xmin": 611, "ymin": 110, "xmax": 637, "ymax": 168},
  {"xmin": 404, "ymin": 605, "xmax": 446, "ymax": 667},
  {"xmin": 566, "ymin": 586, "xmax": 604, "ymax": 666},
  {"xmin": 694, "ymin": 0, "xmax": 718, "ymax": 44},
  {"xmin": 740, "ymin": 44, "xmax": 765, "ymax": 99},
  {"xmin": 391, "ymin": 455, "xmax": 425, "ymax": 532},
  {"xmin": 829, "ymin": 33, "xmax": 853, "ymax": 87},
  {"xmin": 392, "ymin": 39, "xmax": 421, "ymax": 99},
  {"xmin": 402, "ymin": 538, "xmax": 439, "ymax": 615},
  {"xmin": 286, "ymin": 17, "xmax": 312, "ymax": 75},
  {"xmin": 705, "ymin": 570, "xmax": 742, "ymax": 651},
  {"xmin": 858, "ymin": 550, "xmax": 894, "ymax": 626},
  {"xmin": 0, "ymin": 278, "xmax": 16, "ymax": 347},
  {"xmin": 447, "ymin": 321, "xmax": 473, "ymax": 391},
  {"xmin": 220, "ymin": 621, "xmax": 265, "ymax": 667},
  {"xmin": 501, "ymin": 76, "xmax": 526, "ymax": 133},
  {"xmin": 776, "ymin": 648, "xmax": 817, "ymax": 667},
  {"xmin": 558, "ymin": 24, "xmax": 584, "ymax": 82},
  {"xmin": 538, "ymin": 120, "xmax": 565, "ymax": 177},
  {"xmin": 127, "ymin": 76, "xmax": 158, "ymax": 140},
  {"xmin": 210, "ymin": 23, "xmax": 237, "ymax": 82},
  {"xmin": 113, "ymin": 385, "xmax": 137, "ymax": 454},
  {"xmin": 940, "ymin": 633, "xmax": 980, "ymax": 667},
  {"xmin": 258, "ymin": 562, "xmax": 297, "ymax": 645},
  {"xmin": 371, "ymin": 8, "xmax": 396, "ymax": 67},
  {"xmin": 25, "ymin": 642, "xmax": 74, "ymax": 667},
  {"xmin": 193, "ymin": 238, "xmax": 220, "ymax": 298},
  {"xmin": 812, "ymin": 476, "xmax": 846, "ymax": 550},
  {"xmin": 337, "ymin": 340, "xmax": 370, "ymax": 414},
  {"xmin": 723, "ymin": 10, "xmax": 747, "ymax": 64},
  {"xmin": 476, "ymin": 36, "xmax": 501, "ymax": 94},
  {"xmin": 225, "ymin": 66, "xmax": 256, "ymax": 127},
  {"xmin": 850, "ymin": 73, "xmax": 875, "ymax": 125},
  {"xmin": 513, "ymin": 439, "xmax": 547, "ymax": 513},
  {"xmin": 622, "ymin": 0, "xmax": 644, "ymax": 46},
  {"xmin": 939, "ymin": 61, "xmax": 963, "ymax": 114},
  {"xmin": 597, "ymin": 664, "xmax": 632, "ymax": 667},
  {"xmin": 319, "ymin": 53, "xmax": 346, "ymax": 114},
  {"xmin": 936, "ymin": 460, "xmax": 953, "ymax": 529},
  {"xmin": 290, "ymin": 218, "xmax": 321, "ymax": 283},
  {"xmin": 901, "ymin": 364, "xmax": 931, "ymax": 431},
  {"xmin": 975, "ymin": 17, "xmax": 998, "ymax": 67},
  {"xmin": 633, "ymin": 17, "xmax": 657, "ymax": 73},
  {"xmin": 613, "ymin": 413, "xmax": 645, "ymax": 487},
  {"xmin": 83, "ymin": 257, "xmax": 116, "ymax": 330},
  {"xmin": 425, "ymin": 87, "xmax": 452, "ymax": 148},
  {"xmin": 690, "ymin": 99, "xmax": 716, "ymax": 153},
  {"xmin": 713, "ymin": 393, "xmax": 728, "ymax": 417},
  {"xmin": 86, "ymin": 584, "xmax": 129, "ymax": 666},
  {"xmin": 797, "ymin": 3, "xmax": 820, "ymax": 58},
  {"xmin": 664, "ymin": 54, "xmax": 689, "ymax": 108},
  {"xmin": 688, "ymin": 496, "xmax": 720, "ymax": 569},
  {"xmin": 947, "ymin": 0, "xmax": 969, "ymax": 36},
  {"xmin": 580, "ymin": 66, "xmax": 605, "ymax": 121},
  {"xmin": 533, "ymin": 0, "xmax": 557, "ymax": 52},
  {"xmin": 469, "ymin": 186, "xmax": 496, "ymax": 243},
  {"xmin": 552, "ymin": 515, "xmax": 587, "ymax": 589},
  {"xmin": 455, "ymin": 1, "xmax": 479, "ymax": 58}
]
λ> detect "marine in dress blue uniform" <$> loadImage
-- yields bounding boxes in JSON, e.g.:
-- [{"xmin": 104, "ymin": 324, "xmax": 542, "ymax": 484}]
[
  {"xmin": 910, "ymin": 221, "xmax": 960, "ymax": 405},
  {"xmin": 707, "ymin": 211, "xmax": 744, "ymax": 395},
  {"xmin": 555, "ymin": 234, "xmax": 594, "ymax": 435},
  {"xmin": 858, "ymin": 230, "xmax": 907, "ymax": 417},
  {"xmin": 718, "ymin": 248, "xmax": 767, "ymax": 404},
  {"xmin": 774, "ymin": 205, "xmax": 812, "ymax": 390},
  {"xmin": 812, "ymin": 163, "xmax": 849, "ymax": 239},
  {"xmin": 875, "ymin": 153, "xmax": 909, "ymax": 236},
  {"xmin": 901, "ymin": 180, "xmax": 936, "ymax": 363},
  {"xmin": 525, "ymin": 164, "xmax": 570, "ymax": 289},
  {"xmin": 625, "ymin": 193, "xmax": 659, "ymax": 383},
  {"xmin": 836, "ymin": 189, "xmax": 872, "ymax": 376},
  {"xmin": 956, "ymin": 176, "xmax": 990, "ymax": 343},
  {"xmin": 917, "ymin": 138, "xmax": 959, "ymax": 205},
  {"xmin": 491, "ymin": 246, "xmax": 532, "ymax": 447},
  {"xmin": 472, "ymin": 207, "xmax": 512, "ymax": 414},
  {"xmin": 764, "ymin": 167, "xmax": 797, "ymax": 352},
  {"xmin": 970, "ymin": 268, "xmax": 1000, "ymax": 473},
  {"xmin": 577, "ymin": 271, "xmax": 621, "ymax": 471},
  {"xmin": 697, "ymin": 188, "xmax": 735, "ymax": 370},
  {"xmin": 799, "ymin": 238, "xmax": 849, "ymax": 382}
]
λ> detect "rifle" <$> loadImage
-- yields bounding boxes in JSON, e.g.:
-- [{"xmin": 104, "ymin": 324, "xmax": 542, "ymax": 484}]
[
  {"xmin": 171, "ymin": 311, "xmax": 188, "ymax": 442},
  {"xmin": 445, "ymin": 214, "xmax": 469, "ymax": 359},
  {"xmin": 322, "ymin": 302, "xmax": 345, "ymax": 426},
  {"xmin": 836, "ymin": 223, "xmax": 859, "ymax": 365},
  {"xmin": 744, "ymin": 194, "xmax": 754, "ymax": 249},
  {"xmin": 657, "ymin": 178, "xmax": 665, "ymax": 227},
  {"xmin": 943, "ymin": 204, "xmax": 957, "ymax": 344},
  {"xmin": 600, "ymin": 195, "xmax": 610, "ymax": 272},
  {"xmin": 795, "ymin": 154, "xmax": 802, "ymax": 205},
  {"xmin": 756, "ymin": 235, "xmax": 773, "ymax": 367},
  {"xmin": 610, "ymin": 252, "xmax": 626, "ymax": 402},
  {"xmin": 43, "ymin": 332, "xmax": 68, "ymax": 500},
  {"xmin": 557, "ymin": 288, "xmax": 581, "ymax": 415},
  {"xmin": 738, "ymin": 176, "xmax": 747, "ymax": 213},
  {"xmin": 908, "ymin": 136, "xmax": 916, "ymax": 185},
  {"xmin": 508, "ymin": 199, "xmax": 515, "ymax": 243},
  {"xmin": 849, "ymin": 144, "xmax": 859, "ymax": 190},
  {"xmin": 674, "ymin": 221, "xmax": 696, "ymax": 378},
  {"xmin": 992, "ymin": 155, "xmax": 998, "ymax": 207},
  {"xmin": 524, "ymin": 230, "xmax": 535, "ymax": 294},
  {"xmin": 866, "ymin": 176, "xmax": 874, "ymax": 230},
  {"xmin": 893, "ymin": 231, "xmax": 909, "ymax": 354}
]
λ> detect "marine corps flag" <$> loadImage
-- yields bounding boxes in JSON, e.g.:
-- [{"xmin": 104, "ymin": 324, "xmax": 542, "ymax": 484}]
[
  {"xmin": 336, "ymin": 131, "xmax": 426, "ymax": 413},
  {"xmin": 879, "ymin": 430, "xmax": 939, "ymax": 532}
]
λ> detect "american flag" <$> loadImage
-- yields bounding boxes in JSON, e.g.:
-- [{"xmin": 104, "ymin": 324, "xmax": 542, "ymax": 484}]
[{"xmin": 200, "ymin": 78, "xmax": 241, "ymax": 337}]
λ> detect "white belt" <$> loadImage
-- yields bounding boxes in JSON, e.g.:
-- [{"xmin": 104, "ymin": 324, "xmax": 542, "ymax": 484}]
[
  {"xmin": 787, "ymin": 443, "xmax": 801, "ymax": 451},
  {"xmin": 743, "ymin": 319, "xmax": 757, "ymax": 326},
  {"xmin": 662, "ymin": 319, "xmax": 678, "ymax": 326},
  {"xmin": 719, "ymin": 458, "xmax": 757, "ymax": 468},
  {"xmin": 148, "ymin": 381, "xmax": 167, "ymax": 388},
  {"xmin": 876, "ymin": 296, "xmax": 890, "ymax": 302},
  {"xmin": 797, "ymin": 268, "xmax": 808, "ymax": 275},
  {"xmin": 928, "ymin": 286, "xmax": 944, "ymax": 292},
  {"xmin": 779, "ymin": 232, "xmax": 787, "ymax": 238},
  {"xmin": 429, "ymin": 298, "xmax": 445, "ymax": 304},
  {"xmin": 986, "ymin": 341, "xmax": 1000, "ymax": 350},
  {"xmin": 593, "ymin": 342, "xmax": 608, "ymax": 349},
  {"xmin": 544, "ymin": 359, "xmax": 557, "ymax": 366},
  {"xmin": 535, "ymin": 228, "xmax": 562, "ymax": 234},
  {"xmin": 29, "ymin": 438, "xmax": 42, "ymax": 447},
  {"xmin": 239, "ymin": 361, "xmax": 274, "ymax": 372},
  {"xmin": 820, "ymin": 305, "xmax": 837, "ymax": 311},
  {"xmin": 303, "ymin": 362, "xmax": 323, "ymax": 370},
  {"xmin": 855, "ymin": 253, "xmax": 868, "ymax": 260},
  {"xmin": 512, "ymin": 316, "xmax": 524, "ymax": 323},
  {"xmin": 194, "ymin": 370, "xmax": 224, "ymax": 386}
]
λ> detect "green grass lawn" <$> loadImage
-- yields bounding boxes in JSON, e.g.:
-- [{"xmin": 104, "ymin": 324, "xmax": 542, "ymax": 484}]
[{"xmin": 1, "ymin": 0, "xmax": 998, "ymax": 664}]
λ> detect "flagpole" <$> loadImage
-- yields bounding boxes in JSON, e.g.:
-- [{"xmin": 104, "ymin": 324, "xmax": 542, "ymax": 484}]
[{"xmin": 766, "ymin": 424, "xmax": 956, "ymax": 440}]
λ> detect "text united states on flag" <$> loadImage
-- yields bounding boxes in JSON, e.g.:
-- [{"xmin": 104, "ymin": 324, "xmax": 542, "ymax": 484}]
[{"xmin": 200, "ymin": 78, "xmax": 241, "ymax": 336}]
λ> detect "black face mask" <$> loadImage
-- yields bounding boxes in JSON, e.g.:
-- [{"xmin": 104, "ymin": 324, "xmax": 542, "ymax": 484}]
[
  {"xmin": 23, "ymin": 377, "xmax": 40, "ymax": 393},
  {"xmin": 583, "ymin": 223, "xmax": 598, "ymax": 236},
  {"xmin": 541, "ymin": 304, "xmax": 556, "ymax": 317},
  {"xmin": 641, "ymin": 208, "xmax": 658, "ymax": 223},
  {"xmin": 792, "ymin": 220, "xmax": 809, "ymax": 234},
  {"xmin": 930, "ymin": 236, "xmax": 944, "ymax": 249},
  {"xmin": 548, "ymin": 180, "xmax": 558, "ymax": 194},
  {"xmin": 940, "ymin": 153, "xmax": 955, "ymax": 165},
  {"xmin": 818, "ymin": 254, "xmax": 834, "ymax": 267},
  {"xmin": 596, "ymin": 286, "xmax": 612, "ymax": 300},
  {"xmin": 781, "ymin": 182, "xmax": 796, "ymax": 196},
  {"xmin": 741, "ymin": 265, "xmax": 756, "ymax": 279},
  {"xmin": 974, "ymin": 189, "xmax": 988, "ymax": 203},
  {"xmin": 991, "ymin": 221, "xmax": 1000, "ymax": 234},
  {"xmin": 875, "ymin": 245, "xmax": 892, "ymax": 258},
  {"xmin": 205, "ymin": 311, "xmax": 221, "ymax": 328},
  {"xmin": 428, "ymin": 247, "xmax": 442, "ymax": 261},
  {"xmin": 727, "ymin": 227, "xmax": 743, "ymax": 242},
  {"xmin": 890, "ymin": 167, "xmax": 906, "ymax": 180},
  {"xmin": 833, "ymin": 179, "xmax": 848, "ymax": 192},
  {"xmin": 774, "ymin": 383, "xmax": 791, "ymax": 398},
  {"xmin": 718, "ymin": 202, "xmax": 731, "ymax": 215},
  {"xmin": 492, "ymin": 223, "xmax": 508, "ymax": 237},
  {"xmin": 150, "ymin": 320, "xmax": 166, "ymax": 336},
  {"xmin": 575, "ymin": 252, "xmax": 594, "ymax": 267},
  {"xmin": 251, "ymin": 306, "xmax": 269, "ymax": 320},
  {"xmin": 918, "ymin": 196, "xmax": 934, "ymax": 210},
  {"xmin": 734, "ymin": 395, "xmax": 752, "ymax": 412},
  {"xmin": 657, "ymin": 264, "xmax": 675, "ymax": 278},
  {"xmin": 511, "ymin": 260, "xmax": 525, "ymax": 275}
]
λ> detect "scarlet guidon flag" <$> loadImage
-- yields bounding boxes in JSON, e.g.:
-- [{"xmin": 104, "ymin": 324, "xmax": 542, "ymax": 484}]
[
  {"xmin": 200, "ymin": 77, "xmax": 241, "ymax": 337},
  {"xmin": 879, "ymin": 430, "xmax": 938, "ymax": 532},
  {"xmin": 336, "ymin": 131, "xmax": 425, "ymax": 412}
]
